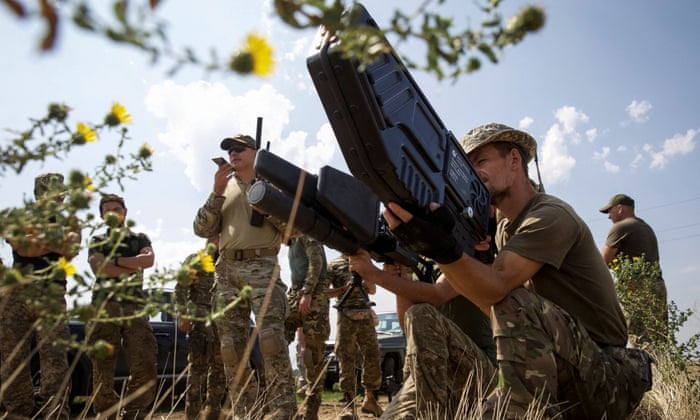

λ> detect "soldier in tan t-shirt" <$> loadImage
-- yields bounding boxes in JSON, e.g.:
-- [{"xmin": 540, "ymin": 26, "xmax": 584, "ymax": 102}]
[{"xmin": 193, "ymin": 134, "xmax": 295, "ymax": 419}]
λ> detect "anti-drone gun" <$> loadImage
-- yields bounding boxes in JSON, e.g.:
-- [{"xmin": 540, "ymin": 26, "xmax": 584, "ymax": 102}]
[
  {"xmin": 247, "ymin": 150, "xmax": 435, "ymax": 307},
  {"xmin": 307, "ymin": 3, "xmax": 491, "ymax": 256}
]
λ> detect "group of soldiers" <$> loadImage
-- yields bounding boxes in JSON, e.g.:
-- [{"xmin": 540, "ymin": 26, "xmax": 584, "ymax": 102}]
[
  {"xmin": 1, "ymin": 121, "xmax": 664, "ymax": 420},
  {"xmin": 175, "ymin": 231, "xmax": 386, "ymax": 420},
  {"xmin": 1, "ymin": 176, "xmax": 159, "ymax": 419}
]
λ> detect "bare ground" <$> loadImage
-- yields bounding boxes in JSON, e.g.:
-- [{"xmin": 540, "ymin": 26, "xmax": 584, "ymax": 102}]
[{"xmin": 144, "ymin": 395, "xmax": 391, "ymax": 420}]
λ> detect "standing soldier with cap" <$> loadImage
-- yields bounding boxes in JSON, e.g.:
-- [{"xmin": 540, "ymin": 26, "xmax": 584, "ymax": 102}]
[
  {"xmin": 87, "ymin": 193, "xmax": 158, "ymax": 420},
  {"xmin": 599, "ymin": 193, "xmax": 668, "ymax": 347},
  {"xmin": 175, "ymin": 235, "xmax": 227, "ymax": 420},
  {"xmin": 1, "ymin": 173, "xmax": 79, "ymax": 419},
  {"xmin": 326, "ymin": 255, "xmax": 383, "ymax": 419},
  {"xmin": 284, "ymin": 234, "xmax": 329, "ymax": 420},
  {"xmin": 193, "ymin": 134, "xmax": 296, "ymax": 419}
]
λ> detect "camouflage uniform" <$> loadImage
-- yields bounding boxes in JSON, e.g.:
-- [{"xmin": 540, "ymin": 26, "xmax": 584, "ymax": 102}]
[
  {"xmin": 284, "ymin": 236, "xmax": 329, "ymax": 419},
  {"xmin": 0, "ymin": 173, "xmax": 74, "ymax": 419},
  {"xmin": 326, "ymin": 256, "xmax": 382, "ymax": 397},
  {"xmin": 380, "ymin": 304, "xmax": 496, "ymax": 420},
  {"xmin": 88, "ymin": 228, "xmax": 158, "ymax": 419},
  {"xmin": 0, "ymin": 282, "xmax": 72, "ymax": 419},
  {"xmin": 175, "ymin": 254, "xmax": 226, "ymax": 420},
  {"xmin": 194, "ymin": 181, "xmax": 295, "ymax": 419}
]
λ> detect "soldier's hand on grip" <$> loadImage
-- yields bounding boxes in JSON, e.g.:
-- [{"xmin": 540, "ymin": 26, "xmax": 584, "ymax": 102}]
[{"xmin": 385, "ymin": 202, "xmax": 464, "ymax": 265}]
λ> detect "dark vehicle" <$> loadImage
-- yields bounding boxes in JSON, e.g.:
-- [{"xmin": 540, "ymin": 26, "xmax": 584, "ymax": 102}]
[
  {"xmin": 43, "ymin": 290, "xmax": 190, "ymax": 406},
  {"xmin": 324, "ymin": 312, "xmax": 406, "ymax": 396},
  {"xmin": 4, "ymin": 289, "xmax": 264, "ymax": 410}
]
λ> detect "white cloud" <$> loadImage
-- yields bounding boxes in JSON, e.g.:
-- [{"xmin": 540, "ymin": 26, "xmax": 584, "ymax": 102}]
[
  {"xmin": 645, "ymin": 128, "xmax": 697, "ymax": 169},
  {"xmin": 603, "ymin": 161, "xmax": 620, "ymax": 173},
  {"xmin": 626, "ymin": 100, "xmax": 652, "ymax": 123},
  {"xmin": 539, "ymin": 106, "xmax": 593, "ymax": 184},
  {"xmin": 586, "ymin": 128, "xmax": 598, "ymax": 142},
  {"xmin": 630, "ymin": 153, "xmax": 644, "ymax": 168},
  {"xmin": 540, "ymin": 124, "xmax": 576, "ymax": 185},
  {"xmin": 554, "ymin": 106, "xmax": 589, "ymax": 134},
  {"xmin": 519, "ymin": 116, "xmax": 534, "ymax": 129},
  {"xmin": 593, "ymin": 146, "xmax": 610, "ymax": 160},
  {"xmin": 144, "ymin": 81, "xmax": 340, "ymax": 191}
]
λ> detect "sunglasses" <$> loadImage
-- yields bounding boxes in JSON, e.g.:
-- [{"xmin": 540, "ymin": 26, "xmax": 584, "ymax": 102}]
[{"xmin": 228, "ymin": 145, "xmax": 252, "ymax": 153}]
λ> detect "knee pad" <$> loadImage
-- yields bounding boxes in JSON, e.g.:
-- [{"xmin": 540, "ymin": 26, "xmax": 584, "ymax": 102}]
[
  {"xmin": 259, "ymin": 328, "xmax": 286, "ymax": 357},
  {"xmin": 219, "ymin": 334, "xmax": 239, "ymax": 367}
]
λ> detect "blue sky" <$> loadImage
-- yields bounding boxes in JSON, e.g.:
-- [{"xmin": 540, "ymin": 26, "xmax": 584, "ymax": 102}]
[{"xmin": 1, "ymin": 0, "xmax": 698, "ymax": 341}]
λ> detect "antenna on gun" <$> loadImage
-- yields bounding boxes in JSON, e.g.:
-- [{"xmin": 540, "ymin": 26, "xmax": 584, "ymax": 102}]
[
  {"xmin": 255, "ymin": 117, "xmax": 262, "ymax": 150},
  {"xmin": 250, "ymin": 116, "xmax": 266, "ymax": 226}
]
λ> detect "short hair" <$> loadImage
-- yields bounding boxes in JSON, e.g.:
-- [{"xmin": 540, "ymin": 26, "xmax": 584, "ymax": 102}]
[{"xmin": 99, "ymin": 193, "xmax": 126, "ymax": 216}]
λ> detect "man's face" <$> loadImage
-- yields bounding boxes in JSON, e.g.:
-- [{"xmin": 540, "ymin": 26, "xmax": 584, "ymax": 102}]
[
  {"xmin": 607, "ymin": 205, "xmax": 624, "ymax": 223},
  {"xmin": 468, "ymin": 143, "xmax": 514, "ymax": 204},
  {"xmin": 227, "ymin": 144, "xmax": 256, "ymax": 171},
  {"xmin": 101, "ymin": 200, "xmax": 127, "ymax": 226}
]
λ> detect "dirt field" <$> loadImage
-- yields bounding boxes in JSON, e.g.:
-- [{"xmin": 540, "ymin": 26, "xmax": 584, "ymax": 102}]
[{"xmin": 92, "ymin": 396, "xmax": 391, "ymax": 419}]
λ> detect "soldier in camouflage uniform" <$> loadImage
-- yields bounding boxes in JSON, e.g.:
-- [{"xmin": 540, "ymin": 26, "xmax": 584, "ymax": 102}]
[
  {"xmin": 284, "ymin": 235, "xmax": 329, "ymax": 420},
  {"xmin": 348, "ymin": 253, "xmax": 497, "ymax": 419},
  {"xmin": 87, "ymin": 194, "xmax": 158, "ymax": 420},
  {"xmin": 193, "ymin": 134, "xmax": 295, "ymax": 419},
  {"xmin": 175, "ymin": 236, "xmax": 227, "ymax": 420},
  {"xmin": 382, "ymin": 123, "xmax": 652, "ymax": 419},
  {"xmin": 0, "ymin": 173, "xmax": 79, "ymax": 419},
  {"xmin": 326, "ymin": 255, "xmax": 383, "ymax": 419}
]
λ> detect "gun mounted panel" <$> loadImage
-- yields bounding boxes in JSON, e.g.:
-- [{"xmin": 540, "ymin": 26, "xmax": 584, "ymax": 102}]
[
  {"xmin": 307, "ymin": 3, "xmax": 491, "ymax": 255},
  {"xmin": 249, "ymin": 150, "xmax": 422, "ymax": 271}
]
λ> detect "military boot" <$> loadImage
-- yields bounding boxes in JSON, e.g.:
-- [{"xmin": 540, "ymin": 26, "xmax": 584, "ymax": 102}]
[
  {"xmin": 361, "ymin": 390, "xmax": 383, "ymax": 417},
  {"xmin": 339, "ymin": 392, "xmax": 358, "ymax": 420}
]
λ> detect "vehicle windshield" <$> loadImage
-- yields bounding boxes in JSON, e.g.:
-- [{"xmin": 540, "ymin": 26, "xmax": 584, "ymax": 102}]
[{"xmin": 375, "ymin": 312, "xmax": 402, "ymax": 334}]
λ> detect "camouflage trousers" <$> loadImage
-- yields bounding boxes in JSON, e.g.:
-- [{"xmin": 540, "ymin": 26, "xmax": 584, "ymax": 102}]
[
  {"xmin": 184, "ymin": 318, "xmax": 226, "ymax": 420},
  {"xmin": 380, "ymin": 304, "xmax": 496, "ymax": 420},
  {"xmin": 382, "ymin": 290, "xmax": 651, "ymax": 420},
  {"xmin": 335, "ymin": 310, "xmax": 382, "ymax": 395},
  {"xmin": 214, "ymin": 256, "xmax": 296, "ymax": 419},
  {"xmin": 87, "ymin": 299, "xmax": 158, "ymax": 419},
  {"xmin": 284, "ymin": 289, "xmax": 330, "ymax": 411},
  {"xmin": 0, "ymin": 282, "xmax": 71, "ymax": 419},
  {"xmin": 487, "ymin": 287, "xmax": 651, "ymax": 419}
]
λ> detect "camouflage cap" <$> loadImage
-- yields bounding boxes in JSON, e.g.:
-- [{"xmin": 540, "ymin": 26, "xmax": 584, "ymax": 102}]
[
  {"xmin": 599, "ymin": 193, "xmax": 635, "ymax": 213},
  {"xmin": 34, "ymin": 172, "xmax": 65, "ymax": 199},
  {"xmin": 220, "ymin": 134, "xmax": 256, "ymax": 151},
  {"xmin": 460, "ymin": 122, "xmax": 537, "ymax": 163}
]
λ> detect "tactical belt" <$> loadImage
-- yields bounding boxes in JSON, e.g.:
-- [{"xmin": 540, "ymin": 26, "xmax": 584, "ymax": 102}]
[{"xmin": 221, "ymin": 248, "xmax": 278, "ymax": 260}]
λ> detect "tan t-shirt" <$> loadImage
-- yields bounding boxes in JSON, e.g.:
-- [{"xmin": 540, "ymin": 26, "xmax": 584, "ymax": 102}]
[
  {"xmin": 219, "ymin": 178, "xmax": 282, "ymax": 251},
  {"xmin": 497, "ymin": 193, "xmax": 628, "ymax": 347}
]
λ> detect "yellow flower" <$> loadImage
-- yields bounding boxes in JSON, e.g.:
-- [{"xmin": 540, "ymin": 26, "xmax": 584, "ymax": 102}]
[
  {"xmin": 58, "ymin": 257, "xmax": 76, "ymax": 277},
  {"xmin": 104, "ymin": 102, "xmax": 133, "ymax": 126},
  {"xmin": 83, "ymin": 175, "xmax": 95, "ymax": 191},
  {"xmin": 76, "ymin": 122, "xmax": 97, "ymax": 142},
  {"xmin": 247, "ymin": 34, "xmax": 274, "ymax": 76},
  {"xmin": 229, "ymin": 33, "xmax": 274, "ymax": 76},
  {"xmin": 198, "ymin": 250, "xmax": 215, "ymax": 273}
]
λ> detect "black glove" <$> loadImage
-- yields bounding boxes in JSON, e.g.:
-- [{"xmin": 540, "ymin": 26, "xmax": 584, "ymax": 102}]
[{"xmin": 390, "ymin": 206, "xmax": 464, "ymax": 264}]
